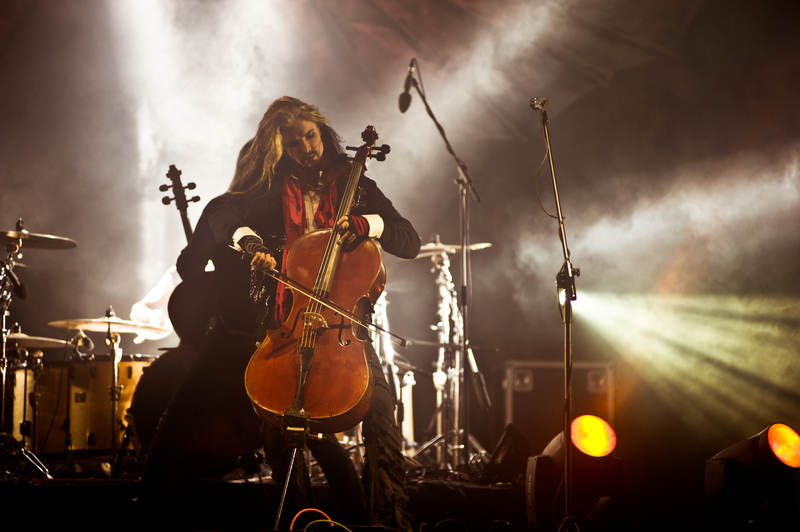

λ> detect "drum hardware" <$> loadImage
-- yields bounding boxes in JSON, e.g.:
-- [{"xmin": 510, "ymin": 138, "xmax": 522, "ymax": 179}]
[
  {"xmin": 412, "ymin": 236, "xmax": 493, "ymax": 474},
  {"xmin": 48, "ymin": 307, "xmax": 166, "ymax": 471},
  {"xmin": 9, "ymin": 355, "xmax": 72, "ymax": 458},
  {"xmin": 0, "ymin": 219, "xmax": 75, "ymax": 479},
  {"xmin": 5, "ymin": 326, "xmax": 83, "ymax": 458},
  {"xmin": 369, "ymin": 292, "xmax": 418, "ymax": 455},
  {"xmin": 0, "ymin": 431, "xmax": 52, "ymax": 478}
]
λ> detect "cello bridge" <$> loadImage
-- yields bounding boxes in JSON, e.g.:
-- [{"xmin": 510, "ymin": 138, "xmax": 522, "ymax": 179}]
[{"xmin": 303, "ymin": 312, "xmax": 329, "ymax": 329}]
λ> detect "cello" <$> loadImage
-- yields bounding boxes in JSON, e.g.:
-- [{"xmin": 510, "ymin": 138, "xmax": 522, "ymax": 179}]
[
  {"xmin": 131, "ymin": 166, "xmax": 260, "ymax": 474},
  {"xmin": 244, "ymin": 126, "xmax": 388, "ymax": 436}
]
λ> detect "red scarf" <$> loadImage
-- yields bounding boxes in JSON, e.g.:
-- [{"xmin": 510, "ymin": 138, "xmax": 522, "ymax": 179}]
[{"xmin": 274, "ymin": 176, "xmax": 338, "ymax": 324}]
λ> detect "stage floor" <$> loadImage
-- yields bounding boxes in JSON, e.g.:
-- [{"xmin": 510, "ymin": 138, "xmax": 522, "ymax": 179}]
[
  {"xmin": 0, "ymin": 451, "xmax": 714, "ymax": 531},
  {"xmin": 0, "ymin": 456, "xmax": 528, "ymax": 532}
]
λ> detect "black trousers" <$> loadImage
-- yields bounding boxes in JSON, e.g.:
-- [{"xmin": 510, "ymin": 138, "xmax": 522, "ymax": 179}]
[
  {"xmin": 141, "ymin": 321, "xmax": 411, "ymax": 530},
  {"xmin": 262, "ymin": 347, "xmax": 412, "ymax": 531}
]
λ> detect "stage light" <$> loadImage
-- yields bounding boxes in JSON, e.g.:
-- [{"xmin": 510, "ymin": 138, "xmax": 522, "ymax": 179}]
[
  {"xmin": 705, "ymin": 423, "xmax": 800, "ymax": 530},
  {"xmin": 573, "ymin": 291, "xmax": 800, "ymax": 453},
  {"xmin": 571, "ymin": 415, "xmax": 616, "ymax": 458},
  {"xmin": 526, "ymin": 416, "xmax": 623, "ymax": 531}
]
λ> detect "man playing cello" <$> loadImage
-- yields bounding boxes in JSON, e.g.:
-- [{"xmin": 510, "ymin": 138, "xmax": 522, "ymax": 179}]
[{"xmin": 141, "ymin": 96, "xmax": 419, "ymax": 531}]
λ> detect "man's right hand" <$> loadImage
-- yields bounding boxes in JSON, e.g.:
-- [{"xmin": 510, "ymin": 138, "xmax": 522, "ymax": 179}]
[
  {"xmin": 238, "ymin": 235, "xmax": 277, "ymax": 271},
  {"xmin": 250, "ymin": 251, "xmax": 277, "ymax": 271}
]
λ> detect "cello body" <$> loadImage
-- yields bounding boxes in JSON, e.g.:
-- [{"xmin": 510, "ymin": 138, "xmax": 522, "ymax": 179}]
[
  {"xmin": 244, "ymin": 229, "xmax": 386, "ymax": 434},
  {"xmin": 244, "ymin": 127, "xmax": 388, "ymax": 435}
]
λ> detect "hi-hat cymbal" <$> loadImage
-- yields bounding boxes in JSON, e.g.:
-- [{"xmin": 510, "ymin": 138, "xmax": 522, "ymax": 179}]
[
  {"xmin": 416, "ymin": 241, "xmax": 491, "ymax": 258},
  {"xmin": 48, "ymin": 316, "xmax": 169, "ymax": 335},
  {"xmin": 6, "ymin": 332, "xmax": 70, "ymax": 349},
  {"xmin": 0, "ymin": 230, "xmax": 77, "ymax": 250}
]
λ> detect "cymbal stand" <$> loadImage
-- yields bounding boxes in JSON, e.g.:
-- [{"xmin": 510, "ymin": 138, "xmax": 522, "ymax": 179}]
[
  {"xmin": 102, "ymin": 307, "xmax": 123, "ymax": 461},
  {"xmin": 428, "ymin": 246, "xmax": 459, "ymax": 470},
  {"xmin": 0, "ymin": 236, "xmax": 51, "ymax": 478},
  {"xmin": 404, "ymin": 61, "xmax": 485, "ymax": 472},
  {"xmin": 0, "ymin": 246, "xmax": 18, "ymax": 433},
  {"xmin": 414, "ymin": 240, "xmax": 488, "ymax": 472}
]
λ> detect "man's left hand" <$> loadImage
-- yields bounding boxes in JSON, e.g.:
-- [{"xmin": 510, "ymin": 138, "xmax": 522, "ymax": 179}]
[{"xmin": 335, "ymin": 215, "xmax": 370, "ymax": 248}]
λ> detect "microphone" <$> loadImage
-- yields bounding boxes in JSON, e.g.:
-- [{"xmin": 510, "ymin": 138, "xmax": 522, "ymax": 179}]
[
  {"xmin": 73, "ymin": 329, "xmax": 95, "ymax": 353},
  {"xmin": 398, "ymin": 59, "xmax": 415, "ymax": 113},
  {"xmin": 2, "ymin": 261, "xmax": 28, "ymax": 299},
  {"xmin": 6, "ymin": 267, "xmax": 27, "ymax": 300}
]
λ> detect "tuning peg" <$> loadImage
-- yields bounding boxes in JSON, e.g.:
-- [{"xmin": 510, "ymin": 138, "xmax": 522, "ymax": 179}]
[{"xmin": 369, "ymin": 144, "xmax": 391, "ymax": 161}]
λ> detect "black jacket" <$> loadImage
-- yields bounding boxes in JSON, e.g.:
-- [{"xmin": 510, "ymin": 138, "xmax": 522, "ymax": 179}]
[{"xmin": 176, "ymin": 171, "xmax": 420, "ymax": 335}]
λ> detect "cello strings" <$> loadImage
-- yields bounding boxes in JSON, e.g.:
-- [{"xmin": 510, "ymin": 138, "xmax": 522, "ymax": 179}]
[{"xmin": 300, "ymin": 149, "xmax": 368, "ymax": 351}]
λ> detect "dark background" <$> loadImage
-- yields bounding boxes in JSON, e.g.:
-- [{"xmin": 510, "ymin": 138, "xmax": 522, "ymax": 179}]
[{"xmin": 2, "ymin": 0, "xmax": 799, "ymax": 526}]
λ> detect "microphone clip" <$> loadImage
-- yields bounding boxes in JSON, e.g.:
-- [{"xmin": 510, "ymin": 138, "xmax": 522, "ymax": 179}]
[
  {"xmin": 72, "ymin": 329, "xmax": 95, "ymax": 354},
  {"xmin": 530, "ymin": 97, "xmax": 548, "ymax": 111}
]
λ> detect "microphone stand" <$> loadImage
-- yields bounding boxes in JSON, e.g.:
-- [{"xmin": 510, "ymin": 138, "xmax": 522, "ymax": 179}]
[
  {"xmin": 531, "ymin": 97, "xmax": 581, "ymax": 531},
  {"xmin": 405, "ymin": 68, "xmax": 487, "ymax": 472}
]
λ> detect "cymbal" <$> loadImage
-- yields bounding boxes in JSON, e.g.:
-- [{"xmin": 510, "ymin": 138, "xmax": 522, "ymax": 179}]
[
  {"xmin": 417, "ymin": 241, "xmax": 491, "ymax": 258},
  {"xmin": 48, "ymin": 316, "xmax": 170, "ymax": 335},
  {"xmin": 6, "ymin": 332, "xmax": 70, "ymax": 349},
  {"xmin": 0, "ymin": 230, "xmax": 77, "ymax": 250}
]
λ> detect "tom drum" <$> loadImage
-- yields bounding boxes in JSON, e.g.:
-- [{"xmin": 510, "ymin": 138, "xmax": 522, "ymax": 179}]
[{"xmin": 68, "ymin": 354, "xmax": 156, "ymax": 453}]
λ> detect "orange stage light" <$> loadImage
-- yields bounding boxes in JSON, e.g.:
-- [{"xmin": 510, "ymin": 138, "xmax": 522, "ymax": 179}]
[
  {"xmin": 767, "ymin": 423, "xmax": 800, "ymax": 468},
  {"xmin": 571, "ymin": 415, "xmax": 616, "ymax": 458}
]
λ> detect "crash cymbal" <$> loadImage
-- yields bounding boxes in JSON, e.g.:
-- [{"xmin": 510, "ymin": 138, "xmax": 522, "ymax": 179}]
[
  {"xmin": 0, "ymin": 230, "xmax": 76, "ymax": 250},
  {"xmin": 6, "ymin": 332, "xmax": 70, "ymax": 349},
  {"xmin": 417, "ymin": 241, "xmax": 491, "ymax": 258},
  {"xmin": 48, "ymin": 316, "xmax": 169, "ymax": 335}
]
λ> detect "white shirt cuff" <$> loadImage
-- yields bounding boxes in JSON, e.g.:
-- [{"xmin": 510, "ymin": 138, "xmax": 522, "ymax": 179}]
[
  {"xmin": 363, "ymin": 215, "xmax": 384, "ymax": 238},
  {"xmin": 232, "ymin": 227, "xmax": 259, "ymax": 251}
]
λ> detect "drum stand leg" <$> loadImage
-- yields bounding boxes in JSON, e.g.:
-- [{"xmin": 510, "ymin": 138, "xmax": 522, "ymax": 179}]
[
  {"xmin": 112, "ymin": 416, "xmax": 138, "ymax": 475},
  {"xmin": 18, "ymin": 443, "xmax": 52, "ymax": 478},
  {"xmin": 0, "ymin": 432, "xmax": 52, "ymax": 479}
]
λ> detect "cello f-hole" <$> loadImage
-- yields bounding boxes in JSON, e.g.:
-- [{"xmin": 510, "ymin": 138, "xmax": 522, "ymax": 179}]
[
  {"xmin": 280, "ymin": 307, "xmax": 307, "ymax": 339},
  {"xmin": 336, "ymin": 316, "xmax": 351, "ymax": 347}
]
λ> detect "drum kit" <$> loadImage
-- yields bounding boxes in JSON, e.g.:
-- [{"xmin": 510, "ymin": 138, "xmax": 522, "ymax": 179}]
[{"xmin": 0, "ymin": 221, "xmax": 168, "ymax": 478}]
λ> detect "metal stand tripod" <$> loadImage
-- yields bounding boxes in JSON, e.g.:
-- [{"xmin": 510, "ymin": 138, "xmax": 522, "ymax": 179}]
[
  {"xmin": 0, "ymin": 224, "xmax": 53, "ymax": 478},
  {"xmin": 413, "ymin": 237, "xmax": 491, "ymax": 473}
]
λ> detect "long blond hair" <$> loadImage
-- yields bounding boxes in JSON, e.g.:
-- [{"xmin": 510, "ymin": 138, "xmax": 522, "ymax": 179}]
[{"xmin": 228, "ymin": 96, "xmax": 343, "ymax": 196}]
